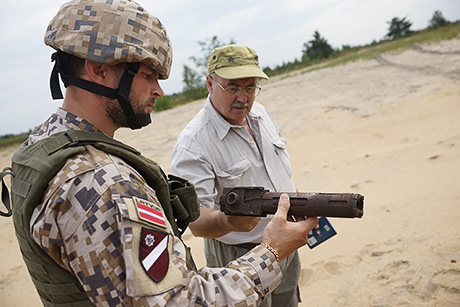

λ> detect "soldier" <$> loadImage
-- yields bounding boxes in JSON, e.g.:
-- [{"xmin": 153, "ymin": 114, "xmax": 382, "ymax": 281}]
[
  {"xmin": 1, "ymin": 0, "xmax": 318, "ymax": 306},
  {"xmin": 170, "ymin": 44, "xmax": 305, "ymax": 306}
]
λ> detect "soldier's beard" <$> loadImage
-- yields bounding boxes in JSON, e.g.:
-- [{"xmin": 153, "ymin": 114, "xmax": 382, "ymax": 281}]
[{"xmin": 105, "ymin": 95, "xmax": 155, "ymax": 128}]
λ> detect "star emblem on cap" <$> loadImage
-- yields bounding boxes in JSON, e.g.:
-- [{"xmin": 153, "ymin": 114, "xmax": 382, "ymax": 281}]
[{"xmin": 227, "ymin": 56, "xmax": 235, "ymax": 63}]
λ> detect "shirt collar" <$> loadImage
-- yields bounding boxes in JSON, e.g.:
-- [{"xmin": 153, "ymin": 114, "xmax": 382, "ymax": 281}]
[
  {"xmin": 28, "ymin": 108, "xmax": 101, "ymax": 145},
  {"xmin": 55, "ymin": 107, "xmax": 100, "ymax": 132},
  {"xmin": 204, "ymin": 96, "xmax": 261, "ymax": 141}
]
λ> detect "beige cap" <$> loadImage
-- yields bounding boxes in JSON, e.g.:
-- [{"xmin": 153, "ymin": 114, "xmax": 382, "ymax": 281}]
[{"xmin": 207, "ymin": 44, "xmax": 269, "ymax": 80}]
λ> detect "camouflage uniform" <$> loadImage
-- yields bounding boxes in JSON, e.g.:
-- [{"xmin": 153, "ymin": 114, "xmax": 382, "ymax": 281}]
[{"xmin": 29, "ymin": 108, "xmax": 282, "ymax": 306}]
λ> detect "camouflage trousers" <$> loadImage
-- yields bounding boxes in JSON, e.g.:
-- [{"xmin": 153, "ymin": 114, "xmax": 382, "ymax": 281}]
[{"xmin": 204, "ymin": 238, "xmax": 301, "ymax": 307}]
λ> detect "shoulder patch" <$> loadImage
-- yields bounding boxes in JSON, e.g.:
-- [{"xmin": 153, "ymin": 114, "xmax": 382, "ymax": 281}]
[
  {"xmin": 140, "ymin": 227, "xmax": 169, "ymax": 282},
  {"xmin": 133, "ymin": 196, "xmax": 167, "ymax": 229}
]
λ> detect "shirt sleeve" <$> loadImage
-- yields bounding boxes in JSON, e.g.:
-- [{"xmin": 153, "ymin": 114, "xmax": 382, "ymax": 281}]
[
  {"xmin": 31, "ymin": 163, "xmax": 282, "ymax": 306},
  {"xmin": 171, "ymin": 146, "xmax": 218, "ymax": 210}
]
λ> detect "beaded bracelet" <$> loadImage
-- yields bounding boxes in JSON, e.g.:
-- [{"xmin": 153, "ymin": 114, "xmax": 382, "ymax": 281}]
[{"xmin": 261, "ymin": 242, "xmax": 280, "ymax": 262}]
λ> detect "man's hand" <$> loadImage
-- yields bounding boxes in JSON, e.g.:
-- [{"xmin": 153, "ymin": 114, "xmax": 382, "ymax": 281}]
[
  {"xmin": 262, "ymin": 193, "xmax": 318, "ymax": 261},
  {"xmin": 189, "ymin": 207, "xmax": 261, "ymax": 238},
  {"xmin": 224, "ymin": 215, "xmax": 261, "ymax": 233}
]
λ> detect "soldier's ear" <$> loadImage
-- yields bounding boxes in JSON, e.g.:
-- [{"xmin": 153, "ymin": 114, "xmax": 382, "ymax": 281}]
[{"xmin": 85, "ymin": 60, "xmax": 107, "ymax": 83}]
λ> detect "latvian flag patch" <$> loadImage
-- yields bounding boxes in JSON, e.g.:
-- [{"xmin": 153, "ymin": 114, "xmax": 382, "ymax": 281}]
[
  {"xmin": 140, "ymin": 227, "xmax": 169, "ymax": 282},
  {"xmin": 133, "ymin": 197, "xmax": 167, "ymax": 228}
]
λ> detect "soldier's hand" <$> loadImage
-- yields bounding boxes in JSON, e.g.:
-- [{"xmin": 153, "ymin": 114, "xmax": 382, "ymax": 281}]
[{"xmin": 262, "ymin": 193, "xmax": 318, "ymax": 261}]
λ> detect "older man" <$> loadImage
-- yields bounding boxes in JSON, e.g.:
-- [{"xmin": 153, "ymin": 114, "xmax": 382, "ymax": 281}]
[{"xmin": 171, "ymin": 44, "xmax": 304, "ymax": 306}]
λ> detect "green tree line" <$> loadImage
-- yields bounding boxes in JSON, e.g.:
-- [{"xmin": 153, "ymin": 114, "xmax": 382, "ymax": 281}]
[
  {"xmin": 154, "ymin": 10, "xmax": 455, "ymax": 111},
  {"xmin": 0, "ymin": 132, "xmax": 30, "ymax": 149},
  {"xmin": 1, "ymin": 10, "xmax": 457, "ymax": 144}
]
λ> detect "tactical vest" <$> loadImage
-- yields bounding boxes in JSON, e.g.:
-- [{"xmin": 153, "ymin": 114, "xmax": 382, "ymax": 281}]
[{"xmin": 0, "ymin": 130, "xmax": 200, "ymax": 306}]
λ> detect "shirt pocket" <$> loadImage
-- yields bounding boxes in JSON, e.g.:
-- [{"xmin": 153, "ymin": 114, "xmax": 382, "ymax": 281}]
[
  {"xmin": 216, "ymin": 159, "xmax": 251, "ymax": 185},
  {"xmin": 272, "ymin": 138, "xmax": 293, "ymax": 177}
]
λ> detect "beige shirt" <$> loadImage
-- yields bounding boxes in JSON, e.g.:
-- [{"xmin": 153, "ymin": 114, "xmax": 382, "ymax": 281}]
[{"xmin": 171, "ymin": 97, "xmax": 296, "ymax": 244}]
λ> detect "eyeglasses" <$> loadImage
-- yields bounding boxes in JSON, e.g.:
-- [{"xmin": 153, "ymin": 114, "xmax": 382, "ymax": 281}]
[{"xmin": 213, "ymin": 78, "xmax": 261, "ymax": 98}]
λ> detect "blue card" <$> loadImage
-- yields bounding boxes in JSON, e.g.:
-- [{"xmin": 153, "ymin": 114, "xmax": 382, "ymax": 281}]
[{"xmin": 307, "ymin": 217, "xmax": 337, "ymax": 249}]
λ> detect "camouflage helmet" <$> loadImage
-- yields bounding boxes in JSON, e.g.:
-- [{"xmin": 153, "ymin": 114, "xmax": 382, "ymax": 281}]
[{"xmin": 45, "ymin": 0, "xmax": 172, "ymax": 79}]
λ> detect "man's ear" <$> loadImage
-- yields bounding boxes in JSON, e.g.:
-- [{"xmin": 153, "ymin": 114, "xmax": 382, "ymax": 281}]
[
  {"xmin": 85, "ymin": 60, "xmax": 107, "ymax": 84},
  {"xmin": 206, "ymin": 74, "xmax": 214, "ymax": 93}
]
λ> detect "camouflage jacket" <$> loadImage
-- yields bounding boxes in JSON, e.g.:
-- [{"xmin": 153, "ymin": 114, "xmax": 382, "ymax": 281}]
[{"xmin": 24, "ymin": 108, "xmax": 282, "ymax": 306}]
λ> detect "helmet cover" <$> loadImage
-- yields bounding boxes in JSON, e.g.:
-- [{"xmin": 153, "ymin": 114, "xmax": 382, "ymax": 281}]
[{"xmin": 45, "ymin": 0, "xmax": 172, "ymax": 79}]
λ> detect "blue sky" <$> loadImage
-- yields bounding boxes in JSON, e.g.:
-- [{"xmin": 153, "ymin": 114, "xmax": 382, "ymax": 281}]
[{"xmin": 1, "ymin": 0, "xmax": 459, "ymax": 135}]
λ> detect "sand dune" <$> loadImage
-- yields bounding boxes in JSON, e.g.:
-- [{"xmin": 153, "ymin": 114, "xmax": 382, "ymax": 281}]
[{"xmin": 1, "ymin": 38, "xmax": 459, "ymax": 306}]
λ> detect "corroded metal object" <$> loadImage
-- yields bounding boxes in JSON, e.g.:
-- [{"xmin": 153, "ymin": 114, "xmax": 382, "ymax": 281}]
[{"xmin": 220, "ymin": 186, "xmax": 364, "ymax": 218}]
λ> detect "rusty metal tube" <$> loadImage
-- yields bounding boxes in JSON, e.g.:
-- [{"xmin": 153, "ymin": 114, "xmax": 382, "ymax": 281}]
[{"xmin": 220, "ymin": 186, "xmax": 364, "ymax": 218}]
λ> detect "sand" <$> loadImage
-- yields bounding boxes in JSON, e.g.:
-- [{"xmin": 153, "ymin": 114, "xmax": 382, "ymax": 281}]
[{"xmin": 1, "ymin": 38, "xmax": 459, "ymax": 306}]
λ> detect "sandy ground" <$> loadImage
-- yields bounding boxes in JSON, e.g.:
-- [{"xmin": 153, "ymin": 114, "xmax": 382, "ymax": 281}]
[{"xmin": 1, "ymin": 38, "xmax": 460, "ymax": 306}]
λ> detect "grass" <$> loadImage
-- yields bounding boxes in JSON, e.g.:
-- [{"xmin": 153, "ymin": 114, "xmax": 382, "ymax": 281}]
[
  {"xmin": 279, "ymin": 22, "xmax": 460, "ymax": 79},
  {"xmin": 0, "ymin": 132, "xmax": 29, "ymax": 150}
]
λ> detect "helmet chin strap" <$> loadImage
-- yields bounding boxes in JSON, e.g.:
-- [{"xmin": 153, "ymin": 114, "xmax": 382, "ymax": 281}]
[
  {"xmin": 115, "ymin": 62, "xmax": 152, "ymax": 129},
  {"xmin": 50, "ymin": 52, "xmax": 151, "ymax": 130}
]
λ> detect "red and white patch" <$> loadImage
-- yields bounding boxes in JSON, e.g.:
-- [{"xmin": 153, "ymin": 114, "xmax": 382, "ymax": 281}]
[
  {"xmin": 133, "ymin": 197, "xmax": 167, "ymax": 228},
  {"xmin": 140, "ymin": 228, "xmax": 169, "ymax": 282}
]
